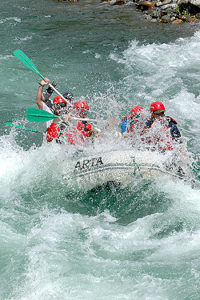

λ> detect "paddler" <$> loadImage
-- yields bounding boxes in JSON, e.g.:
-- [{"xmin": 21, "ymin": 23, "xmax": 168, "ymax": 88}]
[
  {"xmin": 36, "ymin": 78, "xmax": 100, "ymax": 144},
  {"xmin": 35, "ymin": 77, "xmax": 73, "ymax": 128},
  {"xmin": 121, "ymin": 106, "xmax": 144, "ymax": 137},
  {"xmin": 46, "ymin": 96, "xmax": 72, "ymax": 143},
  {"xmin": 141, "ymin": 101, "xmax": 181, "ymax": 152},
  {"xmin": 46, "ymin": 98, "xmax": 100, "ymax": 144},
  {"xmin": 64, "ymin": 100, "xmax": 101, "ymax": 144}
]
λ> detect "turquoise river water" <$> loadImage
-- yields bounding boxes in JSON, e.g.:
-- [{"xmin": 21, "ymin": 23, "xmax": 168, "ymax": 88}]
[{"xmin": 1, "ymin": 0, "xmax": 200, "ymax": 299}]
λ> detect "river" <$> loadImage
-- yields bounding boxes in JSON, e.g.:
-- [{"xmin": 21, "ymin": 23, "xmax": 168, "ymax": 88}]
[{"xmin": 1, "ymin": 0, "xmax": 200, "ymax": 299}]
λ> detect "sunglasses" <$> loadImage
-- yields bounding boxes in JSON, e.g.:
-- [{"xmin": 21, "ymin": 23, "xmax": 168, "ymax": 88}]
[
  {"xmin": 153, "ymin": 111, "xmax": 165, "ymax": 115},
  {"xmin": 134, "ymin": 114, "xmax": 141, "ymax": 119},
  {"xmin": 55, "ymin": 102, "xmax": 67, "ymax": 108}
]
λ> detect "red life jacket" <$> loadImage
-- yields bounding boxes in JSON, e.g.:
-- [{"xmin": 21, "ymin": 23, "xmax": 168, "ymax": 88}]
[
  {"xmin": 77, "ymin": 121, "xmax": 92, "ymax": 137},
  {"xmin": 65, "ymin": 122, "xmax": 92, "ymax": 144},
  {"xmin": 46, "ymin": 122, "xmax": 60, "ymax": 142},
  {"xmin": 46, "ymin": 121, "xmax": 92, "ymax": 144}
]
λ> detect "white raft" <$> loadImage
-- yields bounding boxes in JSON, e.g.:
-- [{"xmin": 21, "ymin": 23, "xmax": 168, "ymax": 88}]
[{"xmin": 61, "ymin": 149, "xmax": 188, "ymax": 191}]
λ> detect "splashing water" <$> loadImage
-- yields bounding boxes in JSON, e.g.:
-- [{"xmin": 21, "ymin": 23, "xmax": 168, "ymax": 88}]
[{"xmin": 1, "ymin": 0, "xmax": 200, "ymax": 299}]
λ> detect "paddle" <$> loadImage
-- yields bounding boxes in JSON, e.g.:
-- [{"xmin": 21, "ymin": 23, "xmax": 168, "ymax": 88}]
[
  {"xmin": 192, "ymin": 161, "xmax": 200, "ymax": 180},
  {"xmin": 5, "ymin": 122, "xmax": 40, "ymax": 133},
  {"xmin": 13, "ymin": 49, "xmax": 73, "ymax": 108},
  {"xmin": 26, "ymin": 108, "xmax": 102, "ymax": 124},
  {"xmin": 26, "ymin": 108, "xmax": 61, "ymax": 122}
]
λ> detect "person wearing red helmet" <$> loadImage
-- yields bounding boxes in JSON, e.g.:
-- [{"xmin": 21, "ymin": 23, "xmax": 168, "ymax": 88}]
[
  {"xmin": 142, "ymin": 101, "xmax": 181, "ymax": 151},
  {"xmin": 35, "ymin": 77, "xmax": 73, "ymax": 128},
  {"xmin": 121, "ymin": 106, "xmax": 143, "ymax": 137},
  {"xmin": 46, "ymin": 95, "xmax": 72, "ymax": 143},
  {"xmin": 73, "ymin": 100, "xmax": 92, "ymax": 138},
  {"xmin": 73, "ymin": 100, "xmax": 89, "ymax": 118},
  {"xmin": 46, "ymin": 99, "xmax": 98, "ymax": 144},
  {"xmin": 35, "ymin": 77, "xmax": 74, "ymax": 143},
  {"xmin": 74, "ymin": 100, "xmax": 101, "ymax": 138}
]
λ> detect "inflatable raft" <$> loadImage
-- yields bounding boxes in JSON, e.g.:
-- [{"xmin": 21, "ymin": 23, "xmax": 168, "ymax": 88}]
[{"xmin": 61, "ymin": 149, "xmax": 190, "ymax": 191}]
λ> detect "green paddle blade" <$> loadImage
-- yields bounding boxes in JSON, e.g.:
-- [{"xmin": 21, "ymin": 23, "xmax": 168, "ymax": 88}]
[
  {"xmin": 13, "ymin": 49, "xmax": 45, "ymax": 79},
  {"xmin": 5, "ymin": 122, "xmax": 39, "ymax": 133},
  {"xmin": 26, "ymin": 107, "xmax": 60, "ymax": 122},
  {"xmin": 192, "ymin": 161, "xmax": 200, "ymax": 181}
]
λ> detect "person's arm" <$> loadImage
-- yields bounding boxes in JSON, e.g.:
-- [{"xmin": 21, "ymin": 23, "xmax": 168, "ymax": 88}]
[
  {"xmin": 35, "ymin": 77, "xmax": 50, "ymax": 109},
  {"xmin": 54, "ymin": 114, "xmax": 71, "ymax": 129},
  {"xmin": 91, "ymin": 126, "xmax": 101, "ymax": 137},
  {"xmin": 170, "ymin": 123, "xmax": 181, "ymax": 140},
  {"xmin": 168, "ymin": 121, "xmax": 190, "ymax": 160},
  {"xmin": 141, "ymin": 119, "xmax": 152, "ymax": 135},
  {"xmin": 42, "ymin": 81, "xmax": 58, "ymax": 103}
]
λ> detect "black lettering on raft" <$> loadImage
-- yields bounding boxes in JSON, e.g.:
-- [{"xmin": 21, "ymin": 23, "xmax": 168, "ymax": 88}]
[{"xmin": 74, "ymin": 157, "xmax": 103, "ymax": 171}]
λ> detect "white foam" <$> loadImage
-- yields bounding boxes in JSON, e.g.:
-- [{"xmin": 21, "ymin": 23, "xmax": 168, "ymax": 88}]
[
  {"xmin": 0, "ymin": 17, "xmax": 21, "ymax": 24},
  {"xmin": 14, "ymin": 36, "xmax": 32, "ymax": 41}
]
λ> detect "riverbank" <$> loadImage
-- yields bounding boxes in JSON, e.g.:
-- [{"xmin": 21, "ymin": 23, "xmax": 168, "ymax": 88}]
[{"xmin": 101, "ymin": 0, "xmax": 200, "ymax": 23}]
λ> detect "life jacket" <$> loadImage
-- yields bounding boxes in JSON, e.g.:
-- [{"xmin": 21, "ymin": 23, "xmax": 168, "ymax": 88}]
[
  {"xmin": 46, "ymin": 119, "xmax": 70, "ymax": 143},
  {"xmin": 64, "ymin": 122, "xmax": 92, "ymax": 144},
  {"xmin": 46, "ymin": 122, "xmax": 60, "ymax": 142},
  {"xmin": 121, "ymin": 115, "xmax": 135, "ymax": 133},
  {"xmin": 142, "ymin": 116, "xmax": 179, "ymax": 151},
  {"xmin": 157, "ymin": 124, "xmax": 173, "ymax": 151},
  {"xmin": 77, "ymin": 121, "xmax": 92, "ymax": 137},
  {"xmin": 46, "ymin": 114, "xmax": 70, "ymax": 143},
  {"xmin": 166, "ymin": 116, "xmax": 177, "ymax": 125},
  {"xmin": 65, "ymin": 127, "xmax": 80, "ymax": 145},
  {"xmin": 46, "ymin": 120, "xmax": 92, "ymax": 144}
]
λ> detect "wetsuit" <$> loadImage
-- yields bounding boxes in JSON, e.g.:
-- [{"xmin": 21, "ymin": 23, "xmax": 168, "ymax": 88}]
[
  {"xmin": 145, "ymin": 116, "xmax": 181, "ymax": 140},
  {"xmin": 143, "ymin": 116, "xmax": 181, "ymax": 151},
  {"xmin": 42, "ymin": 86, "xmax": 54, "ymax": 111}
]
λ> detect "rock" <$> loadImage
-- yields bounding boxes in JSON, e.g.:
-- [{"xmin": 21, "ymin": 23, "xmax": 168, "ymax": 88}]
[
  {"xmin": 144, "ymin": 13, "xmax": 153, "ymax": 19},
  {"xmin": 177, "ymin": 0, "xmax": 200, "ymax": 7},
  {"xmin": 125, "ymin": 1, "xmax": 135, "ymax": 5},
  {"xmin": 104, "ymin": 0, "xmax": 199, "ymax": 24},
  {"xmin": 156, "ymin": 0, "xmax": 172, "ymax": 6},
  {"xmin": 161, "ymin": 3, "xmax": 177, "ymax": 9},
  {"xmin": 188, "ymin": 16, "xmax": 197, "ymax": 20},
  {"xmin": 136, "ymin": 1, "xmax": 156, "ymax": 10},
  {"xmin": 160, "ymin": 13, "xmax": 172, "ymax": 21},
  {"xmin": 151, "ymin": 8, "xmax": 161, "ymax": 17},
  {"xmin": 172, "ymin": 18, "xmax": 184, "ymax": 22},
  {"xmin": 109, "ymin": 0, "xmax": 126, "ymax": 4},
  {"xmin": 177, "ymin": 0, "xmax": 200, "ymax": 14}
]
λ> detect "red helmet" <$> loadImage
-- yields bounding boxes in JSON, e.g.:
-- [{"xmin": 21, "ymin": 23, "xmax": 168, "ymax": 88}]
[
  {"xmin": 53, "ymin": 96, "xmax": 67, "ymax": 104},
  {"xmin": 150, "ymin": 101, "xmax": 165, "ymax": 112},
  {"xmin": 131, "ymin": 106, "xmax": 143, "ymax": 116},
  {"xmin": 73, "ymin": 101, "xmax": 89, "ymax": 112}
]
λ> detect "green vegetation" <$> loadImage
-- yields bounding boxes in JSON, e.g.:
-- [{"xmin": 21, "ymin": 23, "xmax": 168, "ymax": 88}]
[{"xmin": 176, "ymin": 6, "xmax": 194, "ymax": 22}]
